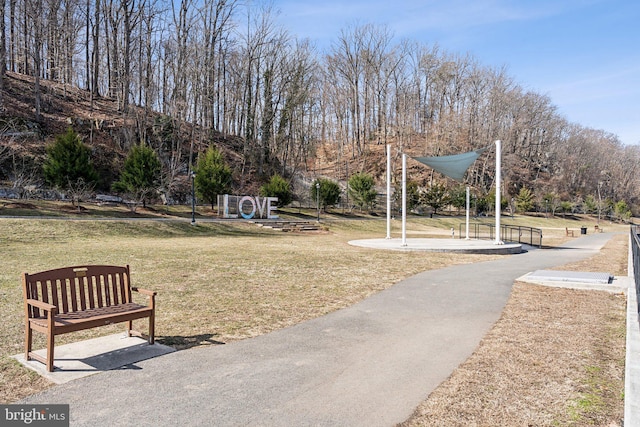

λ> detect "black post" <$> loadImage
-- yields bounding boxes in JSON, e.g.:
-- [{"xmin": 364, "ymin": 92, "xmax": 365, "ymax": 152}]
[
  {"xmin": 191, "ymin": 171, "xmax": 196, "ymax": 225},
  {"xmin": 316, "ymin": 182, "xmax": 320, "ymax": 222}
]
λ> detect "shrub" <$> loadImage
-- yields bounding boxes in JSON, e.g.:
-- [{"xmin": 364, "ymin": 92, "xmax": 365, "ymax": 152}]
[
  {"xmin": 260, "ymin": 174, "xmax": 292, "ymax": 207},
  {"xmin": 311, "ymin": 178, "xmax": 341, "ymax": 210}
]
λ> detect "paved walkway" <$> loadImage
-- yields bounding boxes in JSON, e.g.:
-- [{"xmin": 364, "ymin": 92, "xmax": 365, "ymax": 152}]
[{"xmin": 23, "ymin": 233, "xmax": 615, "ymax": 426}]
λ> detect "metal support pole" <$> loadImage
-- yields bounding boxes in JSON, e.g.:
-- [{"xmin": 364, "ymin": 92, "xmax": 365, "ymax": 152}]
[
  {"xmin": 386, "ymin": 144, "xmax": 391, "ymax": 239},
  {"xmin": 402, "ymin": 153, "xmax": 407, "ymax": 247},
  {"xmin": 465, "ymin": 186, "xmax": 470, "ymax": 240},
  {"xmin": 495, "ymin": 140, "xmax": 503, "ymax": 244}
]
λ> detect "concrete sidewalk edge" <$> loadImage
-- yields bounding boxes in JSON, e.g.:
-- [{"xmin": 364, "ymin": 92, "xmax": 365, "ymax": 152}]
[{"xmin": 625, "ymin": 275, "xmax": 640, "ymax": 427}]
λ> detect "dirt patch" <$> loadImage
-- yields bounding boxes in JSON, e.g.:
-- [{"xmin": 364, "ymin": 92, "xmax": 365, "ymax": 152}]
[
  {"xmin": 2, "ymin": 202, "xmax": 37, "ymax": 210},
  {"xmin": 58, "ymin": 204, "xmax": 89, "ymax": 213}
]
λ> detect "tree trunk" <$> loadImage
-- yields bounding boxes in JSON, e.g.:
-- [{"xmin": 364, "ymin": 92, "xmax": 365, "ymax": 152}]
[
  {"xmin": 0, "ymin": 0, "xmax": 5, "ymax": 106},
  {"xmin": 91, "ymin": 0, "xmax": 100, "ymax": 98}
]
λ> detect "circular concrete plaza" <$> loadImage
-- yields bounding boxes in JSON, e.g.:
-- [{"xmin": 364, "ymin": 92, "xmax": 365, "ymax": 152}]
[{"xmin": 348, "ymin": 238, "xmax": 523, "ymax": 254}]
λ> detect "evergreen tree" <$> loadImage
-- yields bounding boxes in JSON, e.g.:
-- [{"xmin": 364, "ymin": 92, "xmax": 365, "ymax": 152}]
[
  {"xmin": 311, "ymin": 178, "xmax": 341, "ymax": 210},
  {"xmin": 113, "ymin": 143, "xmax": 161, "ymax": 209},
  {"xmin": 614, "ymin": 200, "xmax": 632, "ymax": 222},
  {"xmin": 260, "ymin": 174, "xmax": 292, "ymax": 207},
  {"xmin": 421, "ymin": 182, "xmax": 449, "ymax": 215},
  {"xmin": 194, "ymin": 146, "xmax": 232, "ymax": 209},
  {"xmin": 515, "ymin": 187, "xmax": 535, "ymax": 213},
  {"xmin": 43, "ymin": 127, "xmax": 98, "ymax": 206},
  {"xmin": 583, "ymin": 195, "xmax": 598, "ymax": 214},
  {"xmin": 393, "ymin": 180, "xmax": 420, "ymax": 213},
  {"xmin": 348, "ymin": 172, "xmax": 377, "ymax": 211},
  {"xmin": 560, "ymin": 201, "xmax": 574, "ymax": 217},
  {"xmin": 449, "ymin": 185, "xmax": 467, "ymax": 213}
]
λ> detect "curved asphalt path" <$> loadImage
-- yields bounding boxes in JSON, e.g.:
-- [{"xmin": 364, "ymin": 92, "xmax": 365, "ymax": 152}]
[{"xmin": 23, "ymin": 232, "xmax": 614, "ymax": 426}]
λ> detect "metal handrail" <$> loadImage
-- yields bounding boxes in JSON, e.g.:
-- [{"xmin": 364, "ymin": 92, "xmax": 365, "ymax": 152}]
[{"xmin": 460, "ymin": 223, "xmax": 543, "ymax": 248}]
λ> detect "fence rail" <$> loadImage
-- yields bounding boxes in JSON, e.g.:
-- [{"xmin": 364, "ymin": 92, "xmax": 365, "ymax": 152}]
[
  {"xmin": 630, "ymin": 226, "xmax": 640, "ymax": 316},
  {"xmin": 460, "ymin": 223, "xmax": 543, "ymax": 248}
]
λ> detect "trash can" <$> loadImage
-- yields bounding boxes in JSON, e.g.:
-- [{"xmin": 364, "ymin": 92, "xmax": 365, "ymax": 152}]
[{"xmin": 581, "ymin": 226, "xmax": 587, "ymax": 235}]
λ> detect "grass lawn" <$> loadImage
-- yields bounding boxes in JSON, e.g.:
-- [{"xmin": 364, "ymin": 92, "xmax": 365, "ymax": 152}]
[{"xmin": 0, "ymin": 201, "xmax": 630, "ymax": 425}]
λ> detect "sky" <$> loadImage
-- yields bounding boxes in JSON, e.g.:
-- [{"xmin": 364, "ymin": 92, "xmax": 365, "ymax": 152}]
[{"xmin": 272, "ymin": 0, "xmax": 640, "ymax": 145}]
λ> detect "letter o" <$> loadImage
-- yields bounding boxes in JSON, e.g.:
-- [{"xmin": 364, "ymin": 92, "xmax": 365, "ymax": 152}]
[{"xmin": 239, "ymin": 196, "xmax": 257, "ymax": 219}]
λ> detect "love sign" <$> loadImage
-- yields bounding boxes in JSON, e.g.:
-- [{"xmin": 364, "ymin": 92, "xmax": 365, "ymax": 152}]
[{"xmin": 220, "ymin": 194, "xmax": 279, "ymax": 219}]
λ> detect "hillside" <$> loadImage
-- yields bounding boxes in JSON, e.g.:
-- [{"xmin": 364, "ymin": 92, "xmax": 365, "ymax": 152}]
[
  {"xmin": 0, "ymin": 72, "xmax": 398, "ymax": 205},
  {"xmin": 3, "ymin": 70, "xmax": 638, "ymax": 219},
  {"xmin": 0, "ymin": 72, "xmax": 292, "ymax": 200}
]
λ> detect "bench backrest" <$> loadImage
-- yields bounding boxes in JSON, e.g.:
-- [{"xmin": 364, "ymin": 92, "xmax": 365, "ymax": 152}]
[{"xmin": 23, "ymin": 265, "xmax": 133, "ymax": 318}]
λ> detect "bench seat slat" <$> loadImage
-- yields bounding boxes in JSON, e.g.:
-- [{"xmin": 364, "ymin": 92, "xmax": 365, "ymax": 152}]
[{"xmin": 29, "ymin": 302, "xmax": 153, "ymax": 334}]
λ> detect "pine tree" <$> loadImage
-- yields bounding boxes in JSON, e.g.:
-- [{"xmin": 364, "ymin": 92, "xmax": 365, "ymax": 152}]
[
  {"xmin": 421, "ymin": 183, "xmax": 449, "ymax": 215},
  {"xmin": 194, "ymin": 146, "xmax": 232, "ymax": 209},
  {"xmin": 113, "ymin": 143, "xmax": 161, "ymax": 209},
  {"xmin": 348, "ymin": 172, "xmax": 377, "ymax": 211},
  {"xmin": 43, "ymin": 128, "xmax": 98, "ymax": 206}
]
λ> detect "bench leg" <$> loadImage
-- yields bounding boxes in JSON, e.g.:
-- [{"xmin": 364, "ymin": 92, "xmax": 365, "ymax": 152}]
[
  {"xmin": 148, "ymin": 313, "xmax": 155, "ymax": 345},
  {"xmin": 24, "ymin": 323, "xmax": 32, "ymax": 361},
  {"xmin": 46, "ymin": 329, "xmax": 55, "ymax": 372},
  {"xmin": 126, "ymin": 320, "xmax": 133, "ymax": 337}
]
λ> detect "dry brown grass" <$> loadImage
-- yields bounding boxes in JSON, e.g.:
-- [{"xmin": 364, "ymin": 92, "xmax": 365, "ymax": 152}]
[
  {"xmin": 0, "ymin": 213, "xmax": 630, "ymax": 425},
  {"xmin": 400, "ymin": 233, "xmax": 628, "ymax": 426},
  {"xmin": 0, "ymin": 217, "xmax": 499, "ymax": 403}
]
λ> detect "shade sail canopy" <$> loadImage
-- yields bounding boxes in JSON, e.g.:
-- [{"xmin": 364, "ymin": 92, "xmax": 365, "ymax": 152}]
[{"xmin": 412, "ymin": 148, "xmax": 487, "ymax": 182}]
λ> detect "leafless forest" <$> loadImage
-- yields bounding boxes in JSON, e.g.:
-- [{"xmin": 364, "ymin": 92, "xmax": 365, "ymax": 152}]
[{"xmin": 0, "ymin": 0, "xmax": 639, "ymax": 213}]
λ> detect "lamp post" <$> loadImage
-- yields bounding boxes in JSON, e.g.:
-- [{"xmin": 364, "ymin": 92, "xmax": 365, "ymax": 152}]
[
  {"xmin": 315, "ymin": 182, "xmax": 320, "ymax": 222},
  {"xmin": 190, "ymin": 171, "xmax": 196, "ymax": 225}
]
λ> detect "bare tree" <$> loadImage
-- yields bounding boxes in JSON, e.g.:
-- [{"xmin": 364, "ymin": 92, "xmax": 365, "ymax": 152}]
[
  {"xmin": 8, "ymin": 0, "xmax": 16, "ymax": 72},
  {"xmin": 0, "ymin": 0, "xmax": 5, "ymax": 108},
  {"xmin": 329, "ymin": 23, "xmax": 367, "ymax": 155},
  {"xmin": 90, "ymin": 0, "xmax": 100, "ymax": 97},
  {"xmin": 25, "ymin": 0, "xmax": 44, "ymax": 120},
  {"xmin": 199, "ymin": 0, "xmax": 237, "ymax": 129},
  {"xmin": 1, "ymin": 0, "xmax": 639, "ymax": 212}
]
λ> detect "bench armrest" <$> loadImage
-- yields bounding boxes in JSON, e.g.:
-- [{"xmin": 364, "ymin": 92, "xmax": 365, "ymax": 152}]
[
  {"xmin": 131, "ymin": 287, "xmax": 157, "ymax": 297},
  {"xmin": 26, "ymin": 298, "xmax": 57, "ymax": 312},
  {"xmin": 26, "ymin": 299, "xmax": 57, "ymax": 322},
  {"xmin": 131, "ymin": 287, "xmax": 156, "ymax": 309}
]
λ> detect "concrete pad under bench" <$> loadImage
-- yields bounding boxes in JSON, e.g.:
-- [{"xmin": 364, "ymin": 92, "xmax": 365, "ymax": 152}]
[{"xmin": 12, "ymin": 333, "xmax": 174, "ymax": 384}]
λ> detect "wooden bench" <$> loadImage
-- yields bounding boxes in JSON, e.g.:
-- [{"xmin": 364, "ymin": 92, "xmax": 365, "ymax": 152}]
[
  {"xmin": 594, "ymin": 224, "xmax": 604, "ymax": 233},
  {"xmin": 22, "ymin": 265, "xmax": 156, "ymax": 372},
  {"xmin": 565, "ymin": 227, "xmax": 575, "ymax": 237}
]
